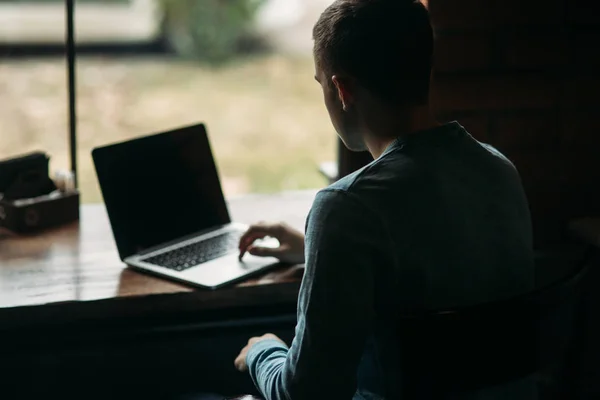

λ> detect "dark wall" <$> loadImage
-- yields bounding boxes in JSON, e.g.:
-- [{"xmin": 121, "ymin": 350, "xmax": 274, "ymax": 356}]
[
  {"xmin": 428, "ymin": 0, "xmax": 600, "ymax": 248},
  {"xmin": 340, "ymin": 0, "xmax": 600, "ymax": 248}
]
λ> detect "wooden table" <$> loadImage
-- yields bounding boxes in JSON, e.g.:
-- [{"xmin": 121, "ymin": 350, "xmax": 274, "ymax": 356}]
[
  {"xmin": 0, "ymin": 191, "xmax": 316, "ymax": 398},
  {"xmin": 0, "ymin": 190, "xmax": 316, "ymax": 333}
]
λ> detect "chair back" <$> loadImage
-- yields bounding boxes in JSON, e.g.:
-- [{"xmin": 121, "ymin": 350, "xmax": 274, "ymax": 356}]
[{"xmin": 396, "ymin": 253, "xmax": 591, "ymax": 398}]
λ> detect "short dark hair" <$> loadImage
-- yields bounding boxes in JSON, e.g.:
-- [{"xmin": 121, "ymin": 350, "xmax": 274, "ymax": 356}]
[{"xmin": 313, "ymin": 0, "xmax": 434, "ymax": 105}]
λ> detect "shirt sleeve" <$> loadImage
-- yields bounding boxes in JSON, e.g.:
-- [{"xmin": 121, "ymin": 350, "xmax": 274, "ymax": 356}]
[{"xmin": 246, "ymin": 189, "xmax": 386, "ymax": 400}]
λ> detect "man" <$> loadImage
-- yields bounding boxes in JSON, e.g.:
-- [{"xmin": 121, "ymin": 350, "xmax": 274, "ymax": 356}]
[{"xmin": 235, "ymin": 0, "xmax": 536, "ymax": 399}]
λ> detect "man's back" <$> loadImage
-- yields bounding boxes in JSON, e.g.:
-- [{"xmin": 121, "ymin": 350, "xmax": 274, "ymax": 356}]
[
  {"xmin": 331, "ymin": 121, "xmax": 535, "ymax": 309},
  {"xmin": 323, "ymin": 121, "xmax": 536, "ymax": 398},
  {"xmin": 244, "ymin": 122, "xmax": 537, "ymax": 400}
]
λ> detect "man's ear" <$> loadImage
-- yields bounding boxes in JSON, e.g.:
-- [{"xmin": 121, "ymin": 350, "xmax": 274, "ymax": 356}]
[{"xmin": 332, "ymin": 75, "xmax": 353, "ymax": 111}]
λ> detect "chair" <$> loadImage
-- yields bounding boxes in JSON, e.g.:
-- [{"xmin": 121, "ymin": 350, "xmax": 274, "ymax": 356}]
[
  {"xmin": 394, "ymin": 248, "xmax": 593, "ymax": 399},
  {"xmin": 226, "ymin": 248, "xmax": 593, "ymax": 400}
]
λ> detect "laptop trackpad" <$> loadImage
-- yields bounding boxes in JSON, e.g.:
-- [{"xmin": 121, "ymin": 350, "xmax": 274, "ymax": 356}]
[{"xmin": 180, "ymin": 252, "xmax": 280, "ymax": 289}]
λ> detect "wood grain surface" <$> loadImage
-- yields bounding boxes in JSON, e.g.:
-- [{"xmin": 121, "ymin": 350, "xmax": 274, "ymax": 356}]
[{"xmin": 0, "ymin": 190, "xmax": 316, "ymax": 329}]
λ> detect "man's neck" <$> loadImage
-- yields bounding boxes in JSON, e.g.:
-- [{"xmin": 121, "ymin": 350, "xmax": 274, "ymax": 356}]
[
  {"xmin": 365, "ymin": 137, "xmax": 397, "ymax": 160},
  {"xmin": 363, "ymin": 105, "xmax": 438, "ymax": 159}
]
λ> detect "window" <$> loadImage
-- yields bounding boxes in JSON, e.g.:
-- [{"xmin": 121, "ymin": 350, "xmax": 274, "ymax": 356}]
[
  {"xmin": 0, "ymin": 0, "xmax": 69, "ymax": 175},
  {"xmin": 1, "ymin": 0, "xmax": 337, "ymax": 202}
]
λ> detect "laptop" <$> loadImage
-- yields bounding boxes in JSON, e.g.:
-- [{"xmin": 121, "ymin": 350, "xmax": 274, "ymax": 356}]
[{"xmin": 92, "ymin": 123, "xmax": 281, "ymax": 289}]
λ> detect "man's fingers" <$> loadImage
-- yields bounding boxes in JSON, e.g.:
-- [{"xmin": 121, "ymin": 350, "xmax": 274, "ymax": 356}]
[
  {"xmin": 248, "ymin": 245, "xmax": 283, "ymax": 258},
  {"xmin": 234, "ymin": 334, "xmax": 283, "ymax": 373},
  {"xmin": 238, "ymin": 231, "xmax": 268, "ymax": 260},
  {"xmin": 239, "ymin": 232, "xmax": 267, "ymax": 253},
  {"xmin": 234, "ymin": 343, "xmax": 250, "ymax": 372},
  {"xmin": 239, "ymin": 223, "xmax": 284, "ymax": 246},
  {"xmin": 238, "ymin": 225, "xmax": 273, "ymax": 250},
  {"xmin": 234, "ymin": 354, "xmax": 247, "ymax": 372},
  {"xmin": 238, "ymin": 223, "xmax": 284, "ymax": 258}
]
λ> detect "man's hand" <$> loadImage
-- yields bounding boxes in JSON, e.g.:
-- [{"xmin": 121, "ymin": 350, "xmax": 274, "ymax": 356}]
[
  {"xmin": 234, "ymin": 333, "xmax": 286, "ymax": 372},
  {"xmin": 238, "ymin": 222, "xmax": 305, "ymax": 264}
]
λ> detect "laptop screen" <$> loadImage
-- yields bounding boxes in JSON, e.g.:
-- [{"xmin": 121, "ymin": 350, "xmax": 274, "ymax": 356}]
[{"xmin": 92, "ymin": 123, "xmax": 231, "ymax": 260}]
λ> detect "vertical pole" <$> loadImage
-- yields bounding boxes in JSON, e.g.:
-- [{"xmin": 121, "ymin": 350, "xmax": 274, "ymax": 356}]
[{"xmin": 66, "ymin": 0, "xmax": 77, "ymax": 187}]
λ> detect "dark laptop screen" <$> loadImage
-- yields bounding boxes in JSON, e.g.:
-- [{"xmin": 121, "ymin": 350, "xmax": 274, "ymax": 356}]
[{"xmin": 92, "ymin": 124, "xmax": 231, "ymax": 260}]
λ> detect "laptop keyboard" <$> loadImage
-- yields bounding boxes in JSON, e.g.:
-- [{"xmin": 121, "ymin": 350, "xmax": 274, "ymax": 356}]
[{"xmin": 142, "ymin": 231, "xmax": 242, "ymax": 272}]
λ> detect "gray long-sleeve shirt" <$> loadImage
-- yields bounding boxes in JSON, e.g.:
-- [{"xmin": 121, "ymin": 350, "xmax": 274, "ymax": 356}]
[{"xmin": 246, "ymin": 122, "xmax": 536, "ymax": 400}]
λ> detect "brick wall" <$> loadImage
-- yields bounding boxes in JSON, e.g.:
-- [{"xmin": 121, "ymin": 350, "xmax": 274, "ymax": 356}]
[{"xmin": 428, "ymin": 0, "xmax": 600, "ymax": 248}]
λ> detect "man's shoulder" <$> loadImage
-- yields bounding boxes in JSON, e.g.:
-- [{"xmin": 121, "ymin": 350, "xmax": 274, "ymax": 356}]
[
  {"xmin": 326, "ymin": 165, "xmax": 369, "ymax": 193},
  {"xmin": 312, "ymin": 159, "xmax": 397, "ymax": 221},
  {"xmin": 478, "ymin": 142, "xmax": 516, "ymax": 167},
  {"xmin": 311, "ymin": 172, "xmax": 375, "ymax": 219},
  {"xmin": 326, "ymin": 150, "xmax": 405, "ymax": 192},
  {"xmin": 317, "ymin": 169, "xmax": 374, "ymax": 209}
]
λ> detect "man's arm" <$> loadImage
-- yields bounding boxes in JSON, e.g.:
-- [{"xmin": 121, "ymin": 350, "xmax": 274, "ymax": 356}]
[{"xmin": 246, "ymin": 189, "xmax": 387, "ymax": 400}]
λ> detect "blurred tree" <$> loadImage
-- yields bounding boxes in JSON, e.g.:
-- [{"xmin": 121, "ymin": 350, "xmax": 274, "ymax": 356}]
[{"xmin": 161, "ymin": 0, "xmax": 266, "ymax": 63}]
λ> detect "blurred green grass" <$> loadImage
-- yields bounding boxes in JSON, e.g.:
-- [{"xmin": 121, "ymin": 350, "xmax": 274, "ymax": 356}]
[{"xmin": 0, "ymin": 54, "xmax": 336, "ymax": 202}]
